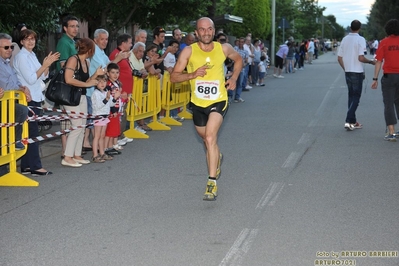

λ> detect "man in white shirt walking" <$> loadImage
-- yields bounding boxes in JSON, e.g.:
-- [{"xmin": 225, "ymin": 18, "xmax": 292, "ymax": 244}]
[
  {"xmin": 307, "ymin": 38, "xmax": 315, "ymax": 64},
  {"xmin": 337, "ymin": 20, "xmax": 376, "ymax": 131}
]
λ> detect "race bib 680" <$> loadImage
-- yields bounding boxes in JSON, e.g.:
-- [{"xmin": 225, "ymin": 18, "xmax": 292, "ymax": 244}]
[{"xmin": 194, "ymin": 80, "xmax": 220, "ymax": 100}]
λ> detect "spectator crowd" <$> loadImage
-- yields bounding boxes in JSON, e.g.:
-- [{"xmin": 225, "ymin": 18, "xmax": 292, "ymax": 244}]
[{"xmin": 0, "ymin": 15, "xmax": 342, "ymax": 177}]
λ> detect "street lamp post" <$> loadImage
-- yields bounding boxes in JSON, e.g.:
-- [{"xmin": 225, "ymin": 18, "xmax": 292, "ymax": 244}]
[{"xmin": 271, "ymin": 0, "xmax": 276, "ymax": 66}]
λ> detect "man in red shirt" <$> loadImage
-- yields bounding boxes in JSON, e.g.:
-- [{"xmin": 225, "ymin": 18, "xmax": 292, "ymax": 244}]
[{"xmin": 371, "ymin": 19, "xmax": 399, "ymax": 141}]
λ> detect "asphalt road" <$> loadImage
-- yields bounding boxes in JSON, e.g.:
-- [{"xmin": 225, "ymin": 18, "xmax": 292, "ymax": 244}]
[{"xmin": 1, "ymin": 51, "xmax": 398, "ymax": 266}]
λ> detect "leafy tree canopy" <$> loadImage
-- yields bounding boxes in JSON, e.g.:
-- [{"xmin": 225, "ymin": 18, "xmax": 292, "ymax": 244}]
[{"xmin": 0, "ymin": 0, "xmax": 71, "ymax": 35}]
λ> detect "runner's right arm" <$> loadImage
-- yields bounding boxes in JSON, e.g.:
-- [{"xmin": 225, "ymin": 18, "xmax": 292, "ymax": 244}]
[{"xmin": 170, "ymin": 46, "xmax": 207, "ymax": 83}]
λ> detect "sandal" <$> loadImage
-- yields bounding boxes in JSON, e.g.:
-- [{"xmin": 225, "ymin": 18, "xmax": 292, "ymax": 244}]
[
  {"xmin": 92, "ymin": 155, "xmax": 105, "ymax": 163},
  {"xmin": 100, "ymin": 154, "xmax": 113, "ymax": 160}
]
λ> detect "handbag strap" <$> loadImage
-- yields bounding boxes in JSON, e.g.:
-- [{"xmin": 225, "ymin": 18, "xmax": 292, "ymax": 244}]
[{"xmin": 64, "ymin": 55, "xmax": 81, "ymax": 74}]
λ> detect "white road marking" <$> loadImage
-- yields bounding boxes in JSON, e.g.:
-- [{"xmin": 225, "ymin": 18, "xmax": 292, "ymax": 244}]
[
  {"xmin": 297, "ymin": 133, "xmax": 311, "ymax": 145},
  {"xmin": 256, "ymin": 182, "xmax": 285, "ymax": 209},
  {"xmin": 219, "ymin": 228, "xmax": 259, "ymax": 266},
  {"xmin": 281, "ymin": 151, "xmax": 301, "ymax": 168}
]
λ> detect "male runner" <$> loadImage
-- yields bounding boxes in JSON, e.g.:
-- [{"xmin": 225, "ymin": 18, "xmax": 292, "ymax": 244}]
[{"xmin": 171, "ymin": 17, "xmax": 243, "ymax": 200}]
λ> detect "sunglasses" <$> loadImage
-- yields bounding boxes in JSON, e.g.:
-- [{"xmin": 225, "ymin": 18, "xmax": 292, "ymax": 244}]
[
  {"xmin": 0, "ymin": 45, "xmax": 14, "ymax": 50},
  {"xmin": 219, "ymin": 39, "xmax": 226, "ymax": 43}
]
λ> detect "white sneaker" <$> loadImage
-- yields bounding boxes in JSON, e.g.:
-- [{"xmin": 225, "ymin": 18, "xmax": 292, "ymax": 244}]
[
  {"xmin": 245, "ymin": 85, "xmax": 252, "ymax": 89},
  {"xmin": 294, "ymin": 68, "xmax": 298, "ymax": 70},
  {"xmin": 113, "ymin": 144, "xmax": 124, "ymax": 150},
  {"xmin": 117, "ymin": 139, "xmax": 127, "ymax": 146},
  {"xmin": 277, "ymin": 75, "xmax": 284, "ymax": 78},
  {"xmin": 135, "ymin": 126, "xmax": 146, "ymax": 133},
  {"xmin": 121, "ymin": 137, "xmax": 133, "ymax": 143},
  {"xmin": 256, "ymin": 83, "xmax": 260, "ymax": 86},
  {"xmin": 273, "ymin": 74, "xmax": 278, "ymax": 77},
  {"xmin": 344, "ymin": 123, "xmax": 354, "ymax": 131}
]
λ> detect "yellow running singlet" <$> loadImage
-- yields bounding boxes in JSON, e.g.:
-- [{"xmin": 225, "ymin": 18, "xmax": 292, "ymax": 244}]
[{"xmin": 187, "ymin": 42, "xmax": 227, "ymax": 108}]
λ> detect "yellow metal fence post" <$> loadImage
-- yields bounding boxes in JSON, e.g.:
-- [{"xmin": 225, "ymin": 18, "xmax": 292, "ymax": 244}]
[{"xmin": 0, "ymin": 91, "xmax": 39, "ymax": 186}]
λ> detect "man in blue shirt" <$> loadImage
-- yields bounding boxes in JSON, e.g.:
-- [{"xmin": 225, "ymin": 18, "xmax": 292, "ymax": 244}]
[{"xmin": 0, "ymin": 33, "xmax": 29, "ymax": 176}]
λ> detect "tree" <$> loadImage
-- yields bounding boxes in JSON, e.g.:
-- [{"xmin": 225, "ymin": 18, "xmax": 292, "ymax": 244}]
[
  {"xmin": 365, "ymin": 8, "xmax": 384, "ymax": 41},
  {"xmin": 366, "ymin": 0, "xmax": 399, "ymax": 40},
  {"xmin": 0, "ymin": 0, "xmax": 71, "ymax": 58},
  {"xmin": 272, "ymin": 0, "xmax": 299, "ymax": 46},
  {"xmin": 231, "ymin": 0, "xmax": 271, "ymax": 39},
  {"xmin": 70, "ymin": 0, "xmax": 211, "ymax": 38},
  {"xmin": 323, "ymin": 15, "xmax": 345, "ymax": 40},
  {"xmin": 0, "ymin": 0, "xmax": 71, "ymax": 35},
  {"xmin": 294, "ymin": 0, "xmax": 325, "ymax": 39}
]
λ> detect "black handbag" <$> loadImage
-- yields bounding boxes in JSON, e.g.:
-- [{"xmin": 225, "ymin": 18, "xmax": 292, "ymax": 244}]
[{"xmin": 45, "ymin": 56, "xmax": 82, "ymax": 106}]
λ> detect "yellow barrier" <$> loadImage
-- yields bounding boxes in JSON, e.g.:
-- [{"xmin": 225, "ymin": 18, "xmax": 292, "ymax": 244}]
[
  {"xmin": 124, "ymin": 74, "xmax": 170, "ymax": 139},
  {"xmin": 159, "ymin": 71, "xmax": 193, "ymax": 126},
  {"xmin": 0, "ymin": 90, "xmax": 37, "ymax": 186}
]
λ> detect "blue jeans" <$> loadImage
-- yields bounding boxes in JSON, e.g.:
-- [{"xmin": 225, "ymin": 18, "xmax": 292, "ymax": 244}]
[
  {"xmin": 170, "ymin": 109, "xmax": 178, "ymax": 117},
  {"xmin": 21, "ymin": 101, "xmax": 42, "ymax": 171},
  {"xmin": 235, "ymin": 70, "xmax": 245, "ymax": 100},
  {"xmin": 241, "ymin": 64, "xmax": 249, "ymax": 89},
  {"xmin": 345, "ymin": 72, "xmax": 363, "ymax": 124}
]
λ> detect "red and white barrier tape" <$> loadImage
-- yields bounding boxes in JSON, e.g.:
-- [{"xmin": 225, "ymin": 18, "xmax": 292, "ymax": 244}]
[{"xmin": 0, "ymin": 118, "xmax": 107, "ymax": 149}]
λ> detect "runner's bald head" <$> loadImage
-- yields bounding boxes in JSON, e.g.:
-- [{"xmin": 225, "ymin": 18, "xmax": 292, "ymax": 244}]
[{"xmin": 196, "ymin": 17, "xmax": 215, "ymax": 30}]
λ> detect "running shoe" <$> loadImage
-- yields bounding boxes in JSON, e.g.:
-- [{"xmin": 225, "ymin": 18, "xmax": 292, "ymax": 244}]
[
  {"xmin": 117, "ymin": 139, "xmax": 127, "ymax": 146},
  {"xmin": 121, "ymin": 137, "xmax": 134, "ymax": 143},
  {"xmin": 15, "ymin": 141, "xmax": 25, "ymax": 150},
  {"xmin": 384, "ymin": 134, "xmax": 396, "ymax": 142},
  {"xmin": 234, "ymin": 98, "xmax": 245, "ymax": 103},
  {"xmin": 216, "ymin": 153, "xmax": 223, "ymax": 180},
  {"xmin": 203, "ymin": 180, "xmax": 218, "ymax": 201},
  {"xmin": 344, "ymin": 123, "xmax": 354, "ymax": 131},
  {"xmin": 135, "ymin": 126, "xmax": 146, "ymax": 133}
]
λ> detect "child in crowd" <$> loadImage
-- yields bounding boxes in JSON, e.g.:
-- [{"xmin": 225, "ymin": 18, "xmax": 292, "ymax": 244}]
[
  {"xmin": 104, "ymin": 63, "xmax": 123, "ymax": 156},
  {"xmin": 163, "ymin": 39, "xmax": 184, "ymax": 122},
  {"xmin": 91, "ymin": 75, "xmax": 114, "ymax": 162},
  {"xmin": 258, "ymin": 55, "xmax": 266, "ymax": 86}
]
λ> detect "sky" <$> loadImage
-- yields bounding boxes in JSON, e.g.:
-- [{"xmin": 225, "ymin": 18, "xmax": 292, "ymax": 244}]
[{"xmin": 317, "ymin": 0, "xmax": 375, "ymax": 27}]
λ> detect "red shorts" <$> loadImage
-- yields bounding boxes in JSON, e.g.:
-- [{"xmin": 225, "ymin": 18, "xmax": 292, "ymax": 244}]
[{"xmin": 105, "ymin": 114, "xmax": 121, "ymax": 137}]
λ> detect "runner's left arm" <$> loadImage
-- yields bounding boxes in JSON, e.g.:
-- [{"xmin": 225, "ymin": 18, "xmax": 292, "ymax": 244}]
[{"xmin": 222, "ymin": 43, "xmax": 242, "ymax": 90}]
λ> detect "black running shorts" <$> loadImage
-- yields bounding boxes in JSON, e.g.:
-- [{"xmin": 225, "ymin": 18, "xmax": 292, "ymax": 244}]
[{"xmin": 191, "ymin": 101, "xmax": 228, "ymax": 127}]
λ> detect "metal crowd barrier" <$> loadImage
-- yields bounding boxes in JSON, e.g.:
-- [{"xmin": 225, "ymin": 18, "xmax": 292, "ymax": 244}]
[
  {"xmin": 0, "ymin": 90, "xmax": 37, "ymax": 186},
  {"xmin": 124, "ymin": 73, "xmax": 192, "ymax": 139}
]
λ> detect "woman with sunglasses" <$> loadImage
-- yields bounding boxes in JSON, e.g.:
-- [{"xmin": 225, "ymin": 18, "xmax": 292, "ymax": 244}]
[{"xmin": 12, "ymin": 29, "xmax": 60, "ymax": 176}]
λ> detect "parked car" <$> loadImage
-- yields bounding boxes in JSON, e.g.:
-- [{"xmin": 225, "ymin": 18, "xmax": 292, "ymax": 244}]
[{"xmin": 324, "ymin": 40, "xmax": 332, "ymax": 51}]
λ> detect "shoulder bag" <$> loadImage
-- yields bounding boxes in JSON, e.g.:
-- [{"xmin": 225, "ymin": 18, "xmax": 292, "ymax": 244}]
[{"xmin": 45, "ymin": 55, "xmax": 82, "ymax": 106}]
